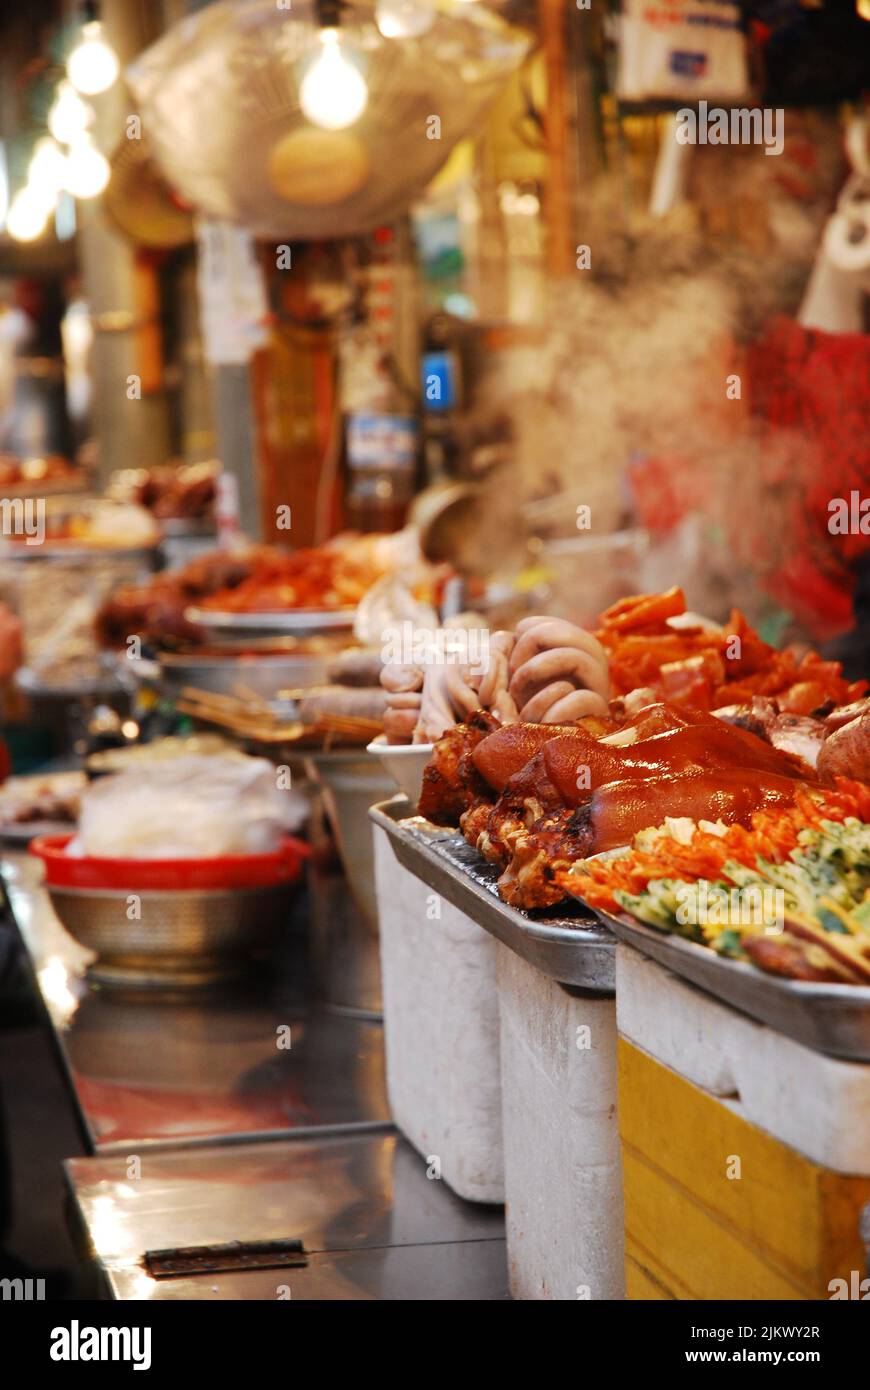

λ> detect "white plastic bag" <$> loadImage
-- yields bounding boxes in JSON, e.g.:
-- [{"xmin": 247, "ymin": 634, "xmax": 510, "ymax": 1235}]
[{"xmin": 72, "ymin": 754, "xmax": 306, "ymax": 859}]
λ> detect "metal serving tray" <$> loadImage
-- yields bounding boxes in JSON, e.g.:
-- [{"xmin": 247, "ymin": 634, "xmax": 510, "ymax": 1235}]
[
  {"xmin": 186, "ymin": 606, "xmax": 355, "ymax": 639},
  {"xmin": 595, "ymin": 907, "xmax": 870, "ymax": 1062},
  {"xmin": 370, "ymin": 799, "xmax": 614, "ymax": 993}
]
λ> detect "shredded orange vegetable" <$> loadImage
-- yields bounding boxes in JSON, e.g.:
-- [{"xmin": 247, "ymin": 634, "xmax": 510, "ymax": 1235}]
[{"xmin": 569, "ymin": 778, "xmax": 870, "ymax": 914}]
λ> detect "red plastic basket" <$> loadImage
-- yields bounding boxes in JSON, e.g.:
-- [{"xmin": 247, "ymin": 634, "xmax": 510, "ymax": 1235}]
[{"xmin": 30, "ymin": 833, "xmax": 309, "ymax": 892}]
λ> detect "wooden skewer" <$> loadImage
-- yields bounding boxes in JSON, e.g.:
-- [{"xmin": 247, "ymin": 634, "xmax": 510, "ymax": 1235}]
[{"xmin": 175, "ymin": 687, "xmax": 382, "ymax": 747}]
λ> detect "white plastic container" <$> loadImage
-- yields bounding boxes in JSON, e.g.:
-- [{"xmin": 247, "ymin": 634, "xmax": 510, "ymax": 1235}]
[
  {"xmin": 366, "ymin": 737, "xmax": 433, "ymax": 808},
  {"xmin": 372, "ymin": 820, "xmax": 504, "ymax": 1203},
  {"xmin": 617, "ymin": 944, "xmax": 870, "ymax": 1174},
  {"xmin": 496, "ymin": 945, "xmax": 624, "ymax": 1300}
]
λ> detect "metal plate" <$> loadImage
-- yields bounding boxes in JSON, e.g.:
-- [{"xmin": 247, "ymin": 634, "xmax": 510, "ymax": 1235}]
[
  {"xmin": 0, "ymin": 542, "xmax": 156, "ymax": 565},
  {"xmin": 14, "ymin": 665, "xmax": 126, "ymax": 698},
  {"xmin": 64, "ymin": 1131, "xmax": 507, "ymax": 1300},
  {"xmin": 186, "ymin": 605, "xmax": 356, "ymax": 638},
  {"xmin": 370, "ymin": 799, "xmax": 614, "ymax": 993},
  {"xmin": 595, "ymin": 907, "xmax": 870, "ymax": 1062}
]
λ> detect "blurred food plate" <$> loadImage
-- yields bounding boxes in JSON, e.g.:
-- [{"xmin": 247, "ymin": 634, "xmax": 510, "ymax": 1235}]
[{"xmin": 186, "ymin": 606, "xmax": 357, "ymax": 639}]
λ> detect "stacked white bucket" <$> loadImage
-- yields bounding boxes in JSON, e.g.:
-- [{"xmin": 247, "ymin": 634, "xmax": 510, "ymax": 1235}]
[{"xmin": 372, "ymin": 814, "xmax": 625, "ymax": 1300}]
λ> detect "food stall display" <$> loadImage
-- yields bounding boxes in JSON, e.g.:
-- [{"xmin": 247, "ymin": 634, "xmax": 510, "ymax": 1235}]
[
  {"xmin": 94, "ymin": 533, "xmax": 433, "ymax": 728},
  {"xmin": 571, "ymin": 783, "xmax": 870, "ymax": 985},
  {"xmin": 0, "ymin": 452, "xmax": 84, "ymax": 493},
  {"xmin": 108, "ymin": 460, "xmax": 220, "ymax": 525},
  {"xmin": 2, "ymin": 0, "xmax": 870, "ymax": 1320},
  {"xmin": 369, "ymin": 586, "xmax": 870, "ymax": 1300},
  {"xmin": 0, "ymin": 499, "xmax": 160, "ymax": 693}
]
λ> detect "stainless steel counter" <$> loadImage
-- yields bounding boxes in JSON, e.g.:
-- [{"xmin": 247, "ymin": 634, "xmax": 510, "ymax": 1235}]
[
  {"xmin": 1, "ymin": 850, "xmax": 389, "ymax": 1153},
  {"xmin": 4, "ymin": 846, "xmax": 509, "ymax": 1300},
  {"xmin": 65, "ymin": 1131, "xmax": 508, "ymax": 1300}
]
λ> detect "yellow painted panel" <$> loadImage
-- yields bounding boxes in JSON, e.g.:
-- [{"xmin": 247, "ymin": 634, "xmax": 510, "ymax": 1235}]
[
  {"xmin": 618, "ymin": 1040, "xmax": 870, "ymax": 1300},
  {"xmin": 623, "ymin": 1149, "xmax": 805, "ymax": 1300},
  {"xmin": 625, "ymin": 1243, "xmax": 677, "ymax": 1300},
  {"xmin": 818, "ymin": 1172, "xmax": 870, "ymax": 1290}
]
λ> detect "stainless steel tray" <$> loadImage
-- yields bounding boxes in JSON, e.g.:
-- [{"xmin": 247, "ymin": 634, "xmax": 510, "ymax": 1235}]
[
  {"xmin": 186, "ymin": 605, "xmax": 355, "ymax": 638},
  {"xmin": 158, "ymin": 649, "xmax": 330, "ymax": 699},
  {"xmin": 370, "ymin": 800, "xmax": 614, "ymax": 993},
  {"xmin": 594, "ymin": 907, "xmax": 870, "ymax": 1062}
]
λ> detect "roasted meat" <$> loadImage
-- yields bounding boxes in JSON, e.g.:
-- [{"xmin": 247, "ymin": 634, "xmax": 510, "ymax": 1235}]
[
  {"xmin": 715, "ymin": 696, "xmax": 825, "ymax": 770},
  {"xmin": 484, "ymin": 722, "xmax": 805, "ymax": 833},
  {"xmin": 419, "ymin": 697, "xmax": 827, "ymax": 910},
  {"xmin": 824, "ymin": 697, "xmax": 870, "ymax": 733},
  {"xmin": 96, "ymin": 550, "xmax": 260, "ymax": 650},
  {"xmin": 496, "ymin": 807, "xmax": 594, "ymax": 909},
  {"xmin": 417, "ymin": 711, "xmax": 499, "ymax": 824},
  {"xmin": 500, "ymin": 770, "xmax": 803, "ymax": 909},
  {"xmin": 472, "ymin": 722, "xmax": 594, "ymax": 794},
  {"xmin": 817, "ymin": 711, "xmax": 870, "ymax": 785}
]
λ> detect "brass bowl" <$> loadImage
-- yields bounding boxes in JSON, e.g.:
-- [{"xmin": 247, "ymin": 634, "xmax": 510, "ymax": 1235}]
[{"xmin": 48, "ymin": 883, "xmax": 296, "ymax": 987}]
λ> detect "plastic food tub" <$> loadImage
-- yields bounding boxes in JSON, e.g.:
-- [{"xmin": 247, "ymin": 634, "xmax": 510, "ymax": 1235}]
[
  {"xmin": 371, "ymin": 810, "xmax": 504, "ymax": 1204},
  {"xmin": 366, "ymin": 737, "xmax": 433, "ymax": 809}
]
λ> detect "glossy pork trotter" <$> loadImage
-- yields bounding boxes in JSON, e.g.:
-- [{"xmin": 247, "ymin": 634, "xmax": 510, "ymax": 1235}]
[
  {"xmin": 469, "ymin": 700, "xmax": 710, "ymax": 795},
  {"xmin": 499, "ymin": 770, "xmax": 802, "ymax": 908},
  {"xmin": 585, "ymin": 769, "xmax": 802, "ymax": 853},
  {"xmin": 497, "ymin": 721, "xmax": 805, "ymax": 819},
  {"xmin": 417, "ymin": 711, "xmax": 499, "ymax": 824},
  {"xmin": 471, "ymin": 722, "xmax": 593, "ymax": 794}
]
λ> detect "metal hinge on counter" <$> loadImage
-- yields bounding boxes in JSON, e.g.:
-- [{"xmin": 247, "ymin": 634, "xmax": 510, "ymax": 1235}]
[{"xmin": 145, "ymin": 1238, "xmax": 308, "ymax": 1280}]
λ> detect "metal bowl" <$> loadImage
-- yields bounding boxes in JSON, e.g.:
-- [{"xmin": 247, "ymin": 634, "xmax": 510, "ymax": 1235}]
[{"xmin": 47, "ymin": 882, "xmax": 297, "ymax": 987}]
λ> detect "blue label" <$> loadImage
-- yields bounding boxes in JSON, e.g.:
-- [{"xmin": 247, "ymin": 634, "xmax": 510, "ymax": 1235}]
[
  {"xmin": 347, "ymin": 414, "xmax": 418, "ymax": 470},
  {"xmin": 421, "ymin": 351, "xmax": 458, "ymax": 413},
  {"xmin": 669, "ymin": 50, "xmax": 708, "ymax": 78}
]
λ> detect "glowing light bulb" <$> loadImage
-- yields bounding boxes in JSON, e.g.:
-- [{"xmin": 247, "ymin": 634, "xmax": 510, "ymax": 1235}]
[
  {"xmin": 48, "ymin": 81, "xmax": 93, "ymax": 144},
  {"xmin": 67, "ymin": 20, "xmax": 119, "ymax": 96},
  {"xmin": 299, "ymin": 29, "xmax": 368, "ymax": 131},
  {"xmin": 376, "ymin": 0, "xmax": 436, "ymax": 39},
  {"xmin": 64, "ymin": 135, "xmax": 110, "ymax": 199},
  {"xmin": 6, "ymin": 187, "xmax": 50, "ymax": 242},
  {"xmin": 0, "ymin": 147, "xmax": 8, "ymax": 230},
  {"xmin": 28, "ymin": 139, "xmax": 67, "ymax": 200}
]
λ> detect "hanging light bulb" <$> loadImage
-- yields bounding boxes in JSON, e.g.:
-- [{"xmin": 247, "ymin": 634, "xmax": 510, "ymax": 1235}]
[
  {"xmin": 67, "ymin": 19, "xmax": 119, "ymax": 96},
  {"xmin": 48, "ymin": 81, "xmax": 93, "ymax": 144},
  {"xmin": 376, "ymin": 0, "xmax": 436, "ymax": 39},
  {"xmin": 299, "ymin": 28, "xmax": 368, "ymax": 131},
  {"xmin": 64, "ymin": 134, "xmax": 110, "ymax": 199},
  {"xmin": 6, "ymin": 187, "xmax": 50, "ymax": 242},
  {"xmin": 28, "ymin": 138, "xmax": 68, "ymax": 200},
  {"xmin": 0, "ymin": 145, "xmax": 10, "ymax": 231}
]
